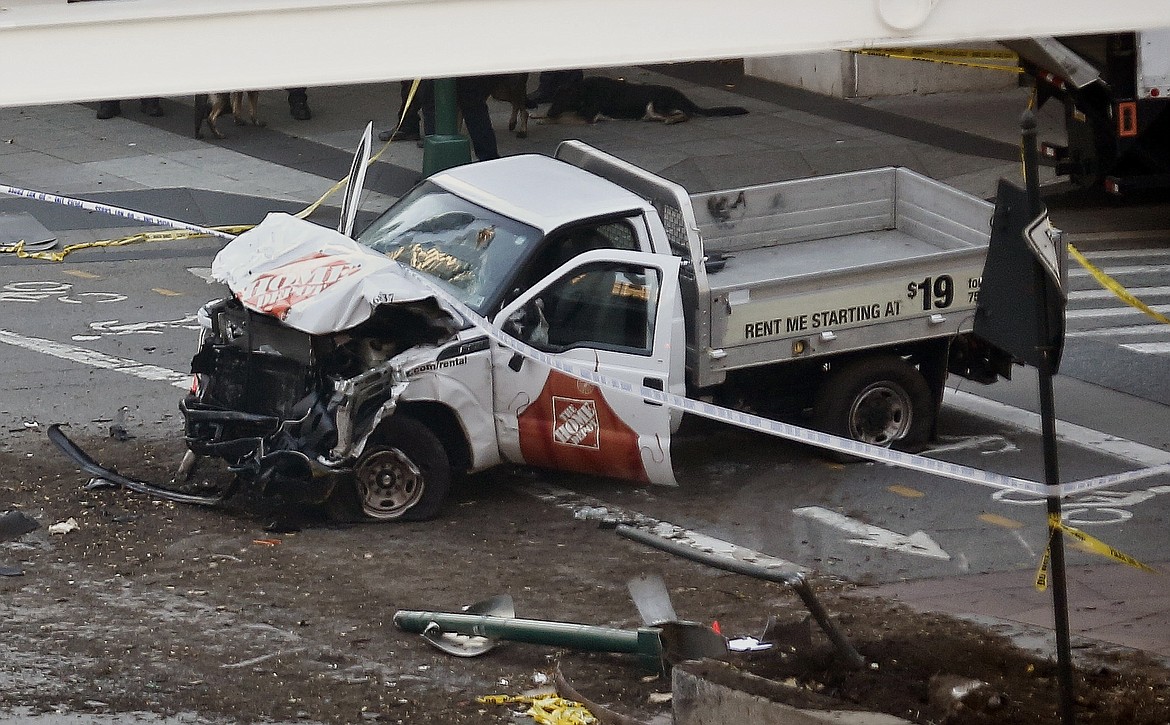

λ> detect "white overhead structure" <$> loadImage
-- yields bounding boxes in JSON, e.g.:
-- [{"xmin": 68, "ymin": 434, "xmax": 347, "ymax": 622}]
[{"xmin": 2, "ymin": 0, "xmax": 1169, "ymax": 107}]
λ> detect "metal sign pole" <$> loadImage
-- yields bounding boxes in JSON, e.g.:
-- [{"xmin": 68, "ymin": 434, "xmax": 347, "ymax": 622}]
[{"xmin": 1023, "ymin": 110, "xmax": 1077, "ymax": 725}]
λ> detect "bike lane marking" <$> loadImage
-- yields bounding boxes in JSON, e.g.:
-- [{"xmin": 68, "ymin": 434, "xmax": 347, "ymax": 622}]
[{"xmin": 945, "ymin": 388, "xmax": 1170, "ymax": 468}]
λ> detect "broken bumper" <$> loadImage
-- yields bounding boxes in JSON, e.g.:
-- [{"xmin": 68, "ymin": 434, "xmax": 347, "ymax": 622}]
[{"xmin": 48, "ymin": 424, "xmax": 232, "ymax": 507}]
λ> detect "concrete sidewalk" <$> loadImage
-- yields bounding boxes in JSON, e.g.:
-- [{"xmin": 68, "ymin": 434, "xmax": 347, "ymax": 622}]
[{"xmin": 3, "ymin": 64, "xmax": 1167, "ymax": 667}]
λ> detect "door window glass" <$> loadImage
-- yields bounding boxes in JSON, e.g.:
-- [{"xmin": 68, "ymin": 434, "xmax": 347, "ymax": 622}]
[{"xmin": 521, "ymin": 262, "xmax": 659, "ymax": 354}]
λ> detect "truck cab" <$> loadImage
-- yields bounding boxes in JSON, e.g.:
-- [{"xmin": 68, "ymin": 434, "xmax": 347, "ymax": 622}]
[{"xmin": 183, "ymin": 152, "xmax": 685, "ymax": 521}]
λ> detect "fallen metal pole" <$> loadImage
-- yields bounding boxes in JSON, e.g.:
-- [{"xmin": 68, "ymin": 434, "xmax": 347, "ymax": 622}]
[
  {"xmin": 393, "ymin": 609, "xmax": 664, "ymax": 671},
  {"xmin": 615, "ymin": 523, "xmax": 865, "ymax": 670}
]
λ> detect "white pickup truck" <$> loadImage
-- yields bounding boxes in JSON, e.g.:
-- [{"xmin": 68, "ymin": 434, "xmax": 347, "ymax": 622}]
[{"xmin": 169, "ymin": 141, "xmax": 1007, "ymax": 521}]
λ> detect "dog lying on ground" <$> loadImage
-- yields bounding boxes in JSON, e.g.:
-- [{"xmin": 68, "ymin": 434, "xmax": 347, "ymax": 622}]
[
  {"xmin": 487, "ymin": 73, "xmax": 530, "ymax": 138},
  {"xmin": 194, "ymin": 92, "xmax": 265, "ymax": 139},
  {"xmin": 545, "ymin": 76, "xmax": 748, "ymax": 124}
]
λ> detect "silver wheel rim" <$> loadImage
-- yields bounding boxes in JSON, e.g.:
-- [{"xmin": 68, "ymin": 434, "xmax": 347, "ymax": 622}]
[
  {"xmin": 355, "ymin": 447, "xmax": 424, "ymax": 520},
  {"xmin": 847, "ymin": 382, "xmax": 912, "ymax": 446}
]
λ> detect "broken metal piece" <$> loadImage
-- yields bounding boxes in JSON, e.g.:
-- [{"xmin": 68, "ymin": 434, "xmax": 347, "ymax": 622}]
[
  {"xmin": 615, "ymin": 523, "xmax": 865, "ymax": 670},
  {"xmin": 48, "ymin": 424, "xmax": 233, "ymax": 507},
  {"xmin": 627, "ymin": 574, "xmax": 677, "ymax": 626},
  {"xmin": 421, "ymin": 594, "xmax": 515, "ymax": 657}
]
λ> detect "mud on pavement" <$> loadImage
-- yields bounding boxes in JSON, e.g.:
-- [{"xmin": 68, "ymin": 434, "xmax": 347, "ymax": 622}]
[{"xmin": 3, "ymin": 432, "xmax": 1170, "ymax": 724}]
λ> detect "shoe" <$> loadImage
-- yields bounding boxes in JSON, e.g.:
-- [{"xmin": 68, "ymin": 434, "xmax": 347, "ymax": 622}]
[
  {"xmin": 289, "ymin": 98, "xmax": 312, "ymax": 121},
  {"xmin": 380, "ymin": 128, "xmax": 421, "ymax": 142},
  {"xmin": 139, "ymin": 98, "xmax": 164, "ymax": 117},
  {"xmin": 96, "ymin": 100, "xmax": 121, "ymax": 120}
]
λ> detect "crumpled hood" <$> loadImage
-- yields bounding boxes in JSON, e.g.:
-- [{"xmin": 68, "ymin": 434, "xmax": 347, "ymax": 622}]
[{"xmin": 211, "ymin": 212, "xmax": 460, "ymax": 335}]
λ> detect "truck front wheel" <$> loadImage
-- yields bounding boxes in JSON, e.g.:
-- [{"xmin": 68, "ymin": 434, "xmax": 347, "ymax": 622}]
[
  {"xmin": 350, "ymin": 416, "xmax": 452, "ymax": 522},
  {"xmin": 813, "ymin": 355, "xmax": 933, "ymax": 456}
]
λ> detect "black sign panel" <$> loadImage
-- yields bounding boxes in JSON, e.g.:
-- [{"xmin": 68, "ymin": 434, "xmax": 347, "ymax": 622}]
[{"xmin": 973, "ymin": 180, "xmax": 1066, "ymax": 372}]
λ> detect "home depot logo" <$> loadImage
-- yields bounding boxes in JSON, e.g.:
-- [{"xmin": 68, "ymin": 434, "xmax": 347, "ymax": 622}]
[
  {"xmin": 552, "ymin": 396, "xmax": 600, "ymax": 449},
  {"xmin": 238, "ymin": 252, "xmax": 362, "ymax": 319}
]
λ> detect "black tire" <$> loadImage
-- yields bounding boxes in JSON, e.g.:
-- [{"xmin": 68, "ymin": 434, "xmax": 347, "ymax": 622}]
[
  {"xmin": 347, "ymin": 415, "xmax": 452, "ymax": 522},
  {"xmin": 813, "ymin": 355, "xmax": 933, "ymax": 461}
]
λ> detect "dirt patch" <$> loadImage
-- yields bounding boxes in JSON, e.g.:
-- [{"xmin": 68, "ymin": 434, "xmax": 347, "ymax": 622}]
[{"xmin": 2, "ymin": 432, "xmax": 1168, "ymax": 724}]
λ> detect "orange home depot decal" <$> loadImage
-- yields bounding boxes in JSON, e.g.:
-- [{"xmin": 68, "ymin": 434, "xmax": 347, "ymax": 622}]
[
  {"xmin": 518, "ymin": 371, "xmax": 648, "ymax": 482},
  {"xmin": 238, "ymin": 252, "xmax": 363, "ymax": 319}
]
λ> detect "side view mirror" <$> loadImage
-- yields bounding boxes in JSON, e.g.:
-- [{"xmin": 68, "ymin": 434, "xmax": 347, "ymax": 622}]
[{"xmin": 503, "ymin": 298, "xmax": 549, "ymax": 346}]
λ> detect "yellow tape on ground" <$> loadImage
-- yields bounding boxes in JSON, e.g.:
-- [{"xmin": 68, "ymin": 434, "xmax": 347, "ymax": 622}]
[
  {"xmin": 477, "ymin": 694, "xmax": 597, "ymax": 725},
  {"xmin": 1035, "ymin": 513, "xmax": 1159, "ymax": 590},
  {"xmin": 0, "ymin": 226, "xmax": 252, "ymax": 263},
  {"xmin": 1069, "ymin": 243, "xmax": 1170, "ymax": 325}
]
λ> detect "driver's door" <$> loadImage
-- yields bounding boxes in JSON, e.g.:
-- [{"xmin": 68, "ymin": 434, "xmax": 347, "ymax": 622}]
[{"xmin": 491, "ymin": 250, "xmax": 683, "ymax": 485}]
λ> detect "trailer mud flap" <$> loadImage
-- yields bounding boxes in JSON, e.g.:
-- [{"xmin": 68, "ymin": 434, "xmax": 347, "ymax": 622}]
[{"xmin": 47, "ymin": 424, "xmax": 232, "ymax": 507}]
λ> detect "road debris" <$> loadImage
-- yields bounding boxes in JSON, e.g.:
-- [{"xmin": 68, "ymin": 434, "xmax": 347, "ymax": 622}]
[
  {"xmin": 47, "ymin": 517, "xmax": 79, "ymax": 535},
  {"xmin": 0, "ymin": 510, "xmax": 39, "ymax": 541},
  {"xmin": 478, "ymin": 693, "xmax": 597, "ymax": 725}
]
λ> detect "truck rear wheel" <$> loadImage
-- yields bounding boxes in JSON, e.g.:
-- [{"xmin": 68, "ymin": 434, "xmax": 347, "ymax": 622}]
[
  {"xmin": 350, "ymin": 416, "xmax": 451, "ymax": 522},
  {"xmin": 813, "ymin": 355, "xmax": 933, "ymax": 459}
]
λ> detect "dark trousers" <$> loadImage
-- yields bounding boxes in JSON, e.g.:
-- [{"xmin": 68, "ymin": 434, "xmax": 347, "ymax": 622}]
[
  {"xmin": 455, "ymin": 76, "xmax": 499, "ymax": 162},
  {"xmin": 403, "ymin": 77, "xmax": 499, "ymax": 161}
]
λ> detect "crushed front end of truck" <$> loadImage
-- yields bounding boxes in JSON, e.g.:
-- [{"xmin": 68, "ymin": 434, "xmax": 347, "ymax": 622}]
[{"xmin": 179, "ymin": 213, "xmax": 463, "ymax": 518}]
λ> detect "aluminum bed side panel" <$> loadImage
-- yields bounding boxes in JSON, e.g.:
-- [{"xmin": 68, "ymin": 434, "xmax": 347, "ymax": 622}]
[{"xmin": 693, "ymin": 168, "xmax": 897, "ymax": 255}]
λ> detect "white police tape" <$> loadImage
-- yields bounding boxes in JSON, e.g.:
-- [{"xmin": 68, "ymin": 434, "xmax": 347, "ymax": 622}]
[
  {"xmin": 398, "ymin": 264, "xmax": 1168, "ymax": 501},
  {"xmin": 0, "ymin": 183, "xmax": 235, "ymax": 240},
  {"xmin": 5, "ymin": 184, "xmax": 1161, "ymax": 500}
]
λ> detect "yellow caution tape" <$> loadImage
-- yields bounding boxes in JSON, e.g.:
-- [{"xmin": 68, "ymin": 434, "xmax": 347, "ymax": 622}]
[
  {"xmin": 3, "ymin": 79, "xmax": 427, "ymax": 262},
  {"xmin": 852, "ymin": 47, "xmax": 1022, "ymax": 73},
  {"xmin": 864, "ymin": 47, "xmax": 1019, "ymax": 60},
  {"xmin": 295, "ymin": 78, "xmax": 420, "ymax": 220},
  {"xmin": 0, "ymin": 225, "xmax": 253, "ymax": 263},
  {"xmin": 1069, "ymin": 243, "xmax": 1170, "ymax": 325},
  {"xmin": 1035, "ymin": 512, "xmax": 1160, "ymax": 590},
  {"xmin": 477, "ymin": 694, "xmax": 598, "ymax": 725}
]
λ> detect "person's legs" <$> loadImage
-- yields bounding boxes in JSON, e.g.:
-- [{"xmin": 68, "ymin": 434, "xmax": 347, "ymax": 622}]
[
  {"xmin": 456, "ymin": 77, "xmax": 499, "ymax": 161},
  {"xmin": 418, "ymin": 80, "xmax": 436, "ymax": 137},
  {"xmin": 379, "ymin": 80, "xmax": 423, "ymax": 141},
  {"xmin": 287, "ymin": 88, "xmax": 311, "ymax": 120}
]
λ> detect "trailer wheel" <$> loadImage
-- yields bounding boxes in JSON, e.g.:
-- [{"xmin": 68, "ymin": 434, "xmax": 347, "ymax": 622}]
[
  {"xmin": 349, "ymin": 416, "xmax": 451, "ymax": 522},
  {"xmin": 813, "ymin": 355, "xmax": 933, "ymax": 460}
]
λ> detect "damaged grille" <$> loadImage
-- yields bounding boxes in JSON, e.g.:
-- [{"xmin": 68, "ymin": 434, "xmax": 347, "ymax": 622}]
[{"xmin": 193, "ymin": 302, "xmax": 318, "ymax": 418}]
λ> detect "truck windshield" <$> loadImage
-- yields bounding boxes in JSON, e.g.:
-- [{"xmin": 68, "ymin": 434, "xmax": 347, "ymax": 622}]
[{"xmin": 356, "ymin": 181, "xmax": 540, "ymax": 314}]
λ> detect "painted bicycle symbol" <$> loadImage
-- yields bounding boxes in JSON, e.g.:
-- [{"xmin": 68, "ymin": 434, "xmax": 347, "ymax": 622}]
[
  {"xmin": 0, "ymin": 281, "xmax": 127, "ymax": 304},
  {"xmin": 992, "ymin": 485, "xmax": 1170, "ymax": 525}
]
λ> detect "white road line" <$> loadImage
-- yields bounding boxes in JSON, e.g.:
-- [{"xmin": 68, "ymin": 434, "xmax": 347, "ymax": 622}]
[
  {"xmin": 1070, "ymin": 264, "xmax": 1166, "ymax": 278},
  {"xmin": 792, "ymin": 506, "xmax": 950, "ymax": 560},
  {"xmin": 1121, "ymin": 342, "xmax": 1170, "ymax": 355},
  {"xmin": 0, "ymin": 328, "xmax": 189, "ymax": 389},
  {"xmin": 944, "ymin": 388, "xmax": 1170, "ymax": 467},
  {"xmin": 1070, "ymin": 285, "xmax": 1170, "ymax": 301},
  {"xmin": 1066, "ymin": 323, "xmax": 1167, "ymax": 338},
  {"xmin": 1066, "ymin": 303, "xmax": 1170, "ymax": 320}
]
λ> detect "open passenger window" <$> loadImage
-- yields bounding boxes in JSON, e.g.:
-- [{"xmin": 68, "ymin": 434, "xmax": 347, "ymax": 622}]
[{"xmin": 518, "ymin": 261, "xmax": 659, "ymax": 355}]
